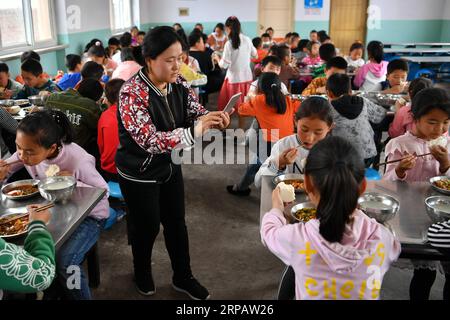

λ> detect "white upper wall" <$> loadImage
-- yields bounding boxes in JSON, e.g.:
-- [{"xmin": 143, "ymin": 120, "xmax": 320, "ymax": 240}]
[
  {"xmin": 444, "ymin": 0, "xmax": 450, "ymax": 19},
  {"xmin": 65, "ymin": 0, "xmax": 111, "ymax": 34},
  {"xmin": 140, "ymin": 0, "xmax": 258, "ymax": 24},
  {"xmin": 368, "ymin": 0, "xmax": 446, "ymax": 20},
  {"xmin": 294, "ymin": 0, "xmax": 331, "ymax": 21}
]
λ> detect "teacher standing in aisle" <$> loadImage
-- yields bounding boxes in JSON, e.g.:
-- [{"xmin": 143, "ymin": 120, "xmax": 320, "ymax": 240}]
[{"xmin": 116, "ymin": 26, "xmax": 230, "ymax": 300}]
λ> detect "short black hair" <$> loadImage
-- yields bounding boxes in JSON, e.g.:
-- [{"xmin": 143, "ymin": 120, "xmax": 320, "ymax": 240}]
[
  {"xmin": 261, "ymin": 55, "xmax": 282, "ymax": 68},
  {"xmin": 81, "ymin": 61, "xmax": 104, "ymax": 81},
  {"xmin": 326, "ymin": 56, "xmax": 348, "ymax": 70},
  {"xmin": 319, "ymin": 43, "xmax": 336, "ymax": 62},
  {"xmin": 88, "ymin": 45, "xmax": 106, "ymax": 58},
  {"xmin": 77, "ymin": 78, "xmax": 104, "ymax": 101},
  {"xmin": 143, "ymin": 26, "xmax": 183, "ymax": 60},
  {"xmin": 274, "ymin": 44, "xmax": 291, "ymax": 61},
  {"xmin": 188, "ymin": 30, "xmax": 203, "ymax": 47},
  {"xmin": 65, "ymin": 54, "xmax": 82, "ymax": 71},
  {"xmin": 261, "ymin": 33, "xmax": 270, "ymax": 38},
  {"xmin": 298, "ymin": 39, "xmax": 310, "ymax": 51},
  {"xmin": 367, "ymin": 41, "xmax": 384, "ymax": 64},
  {"xmin": 349, "ymin": 42, "xmax": 364, "ymax": 52},
  {"xmin": 318, "ymin": 31, "xmax": 329, "ymax": 43},
  {"xmin": 252, "ymin": 37, "xmax": 262, "ymax": 48},
  {"xmin": 285, "ymin": 32, "xmax": 293, "ymax": 38},
  {"xmin": 21, "ymin": 58, "xmax": 43, "ymax": 77},
  {"xmin": 0, "ymin": 62, "xmax": 9, "ymax": 73},
  {"xmin": 387, "ymin": 59, "xmax": 409, "ymax": 74},
  {"xmin": 120, "ymin": 32, "xmax": 132, "ymax": 47},
  {"xmin": 291, "ymin": 32, "xmax": 300, "ymax": 39},
  {"xmin": 105, "ymin": 78, "xmax": 125, "ymax": 105},
  {"xmin": 411, "ymin": 88, "xmax": 450, "ymax": 120},
  {"xmin": 408, "ymin": 77, "xmax": 433, "ymax": 100},
  {"xmin": 310, "ymin": 30, "xmax": 317, "ymax": 34},
  {"xmin": 326, "ymin": 73, "xmax": 351, "ymax": 97},
  {"xmin": 108, "ymin": 37, "xmax": 120, "ymax": 46},
  {"xmin": 20, "ymin": 51, "xmax": 40, "ymax": 63},
  {"xmin": 138, "ymin": 31, "xmax": 146, "ymax": 36},
  {"xmin": 295, "ymin": 96, "xmax": 333, "ymax": 126}
]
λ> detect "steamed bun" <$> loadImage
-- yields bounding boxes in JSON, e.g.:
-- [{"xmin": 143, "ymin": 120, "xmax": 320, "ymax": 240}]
[{"xmin": 278, "ymin": 182, "xmax": 296, "ymax": 203}]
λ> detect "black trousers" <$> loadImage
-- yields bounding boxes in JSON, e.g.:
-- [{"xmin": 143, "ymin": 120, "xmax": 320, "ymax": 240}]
[{"xmin": 118, "ymin": 165, "xmax": 192, "ymax": 282}]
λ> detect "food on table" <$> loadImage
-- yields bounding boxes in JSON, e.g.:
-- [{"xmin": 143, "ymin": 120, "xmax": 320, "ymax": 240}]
[
  {"xmin": 0, "ymin": 214, "xmax": 29, "ymax": 236},
  {"xmin": 45, "ymin": 164, "xmax": 60, "ymax": 177},
  {"xmin": 428, "ymin": 136, "xmax": 447, "ymax": 148},
  {"xmin": 434, "ymin": 178, "xmax": 450, "ymax": 191},
  {"xmin": 284, "ymin": 179, "xmax": 304, "ymax": 191},
  {"xmin": 6, "ymin": 184, "xmax": 38, "ymax": 197},
  {"xmin": 294, "ymin": 208, "xmax": 317, "ymax": 222},
  {"xmin": 44, "ymin": 180, "xmax": 73, "ymax": 191},
  {"xmin": 278, "ymin": 182, "xmax": 296, "ymax": 203}
]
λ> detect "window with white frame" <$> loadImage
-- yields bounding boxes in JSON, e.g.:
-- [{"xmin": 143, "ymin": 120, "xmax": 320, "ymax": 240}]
[
  {"xmin": 110, "ymin": 0, "xmax": 133, "ymax": 33},
  {"xmin": 0, "ymin": 0, "xmax": 56, "ymax": 54}
]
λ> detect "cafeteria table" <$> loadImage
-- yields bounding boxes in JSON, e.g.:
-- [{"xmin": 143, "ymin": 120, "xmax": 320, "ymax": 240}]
[{"xmin": 260, "ymin": 177, "xmax": 450, "ymax": 261}]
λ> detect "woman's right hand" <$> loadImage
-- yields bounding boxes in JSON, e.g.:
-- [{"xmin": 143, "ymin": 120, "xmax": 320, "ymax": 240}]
[
  {"xmin": 0, "ymin": 160, "xmax": 9, "ymax": 181},
  {"xmin": 277, "ymin": 148, "xmax": 298, "ymax": 170},
  {"xmin": 194, "ymin": 113, "xmax": 226, "ymax": 137},
  {"xmin": 27, "ymin": 205, "xmax": 51, "ymax": 225},
  {"xmin": 395, "ymin": 152, "xmax": 416, "ymax": 178}
]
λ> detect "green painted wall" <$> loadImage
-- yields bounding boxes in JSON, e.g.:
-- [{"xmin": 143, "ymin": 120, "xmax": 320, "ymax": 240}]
[
  {"xmin": 141, "ymin": 21, "xmax": 259, "ymax": 39},
  {"xmin": 295, "ymin": 21, "xmax": 329, "ymax": 39},
  {"xmin": 366, "ymin": 20, "xmax": 443, "ymax": 44},
  {"xmin": 441, "ymin": 20, "xmax": 450, "ymax": 42}
]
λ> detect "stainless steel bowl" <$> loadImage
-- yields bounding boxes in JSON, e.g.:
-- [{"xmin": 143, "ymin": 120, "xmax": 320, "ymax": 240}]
[
  {"xmin": 1, "ymin": 179, "xmax": 40, "ymax": 200},
  {"xmin": 429, "ymin": 176, "xmax": 450, "ymax": 195},
  {"xmin": 425, "ymin": 196, "xmax": 450, "ymax": 223},
  {"xmin": 28, "ymin": 95, "xmax": 48, "ymax": 106},
  {"xmin": 0, "ymin": 99, "xmax": 16, "ymax": 107},
  {"xmin": 38, "ymin": 176, "xmax": 76, "ymax": 203},
  {"xmin": 358, "ymin": 192, "xmax": 400, "ymax": 223},
  {"xmin": 291, "ymin": 202, "xmax": 316, "ymax": 223},
  {"xmin": 273, "ymin": 173, "xmax": 305, "ymax": 193}
]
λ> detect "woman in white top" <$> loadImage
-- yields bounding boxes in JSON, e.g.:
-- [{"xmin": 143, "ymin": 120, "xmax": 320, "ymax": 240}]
[
  {"xmin": 207, "ymin": 23, "xmax": 227, "ymax": 52},
  {"xmin": 217, "ymin": 16, "xmax": 257, "ymax": 130}
]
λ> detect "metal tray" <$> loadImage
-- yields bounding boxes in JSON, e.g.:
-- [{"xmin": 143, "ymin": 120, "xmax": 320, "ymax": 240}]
[
  {"xmin": 1, "ymin": 179, "xmax": 40, "ymax": 200},
  {"xmin": 0, "ymin": 207, "xmax": 29, "ymax": 238},
  {"xmin": 430, "ymin": 176, "xmax": 450, "ymax": 195},
  {"xmin": 290, "ymin": 202, "xmax": 316, "ymax": 223},
  {"xmin": 273, "ymin": 174, "xmax": 305, "ymax": 193}
]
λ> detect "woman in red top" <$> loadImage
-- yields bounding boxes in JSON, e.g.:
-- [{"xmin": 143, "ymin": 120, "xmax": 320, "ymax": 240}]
[{"xmin": 97, "ymin": 79, "xmax": 125, "ymax": 182}]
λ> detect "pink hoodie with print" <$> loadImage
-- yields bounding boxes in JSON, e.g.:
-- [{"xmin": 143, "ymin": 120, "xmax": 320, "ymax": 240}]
[
  {"xmin": 261, "ymin": 208, "xmax": 401, "ymax": 300},
  {"xmin": 354, "ymin": 61, "xmax": 389, "ymax": 91}
]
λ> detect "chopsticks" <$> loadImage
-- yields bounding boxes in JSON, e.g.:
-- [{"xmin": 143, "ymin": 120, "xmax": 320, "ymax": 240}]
[
  {"xmin": 0, "ymin": 159, "xmax": 22, "ymax": 168},
  {"xmin": 377, "ymin": 152, "xmax": 432, "ymax": 167},
  {"xmin": 0, "ymin": 203, "xmax": 54, "ymax": 226}
]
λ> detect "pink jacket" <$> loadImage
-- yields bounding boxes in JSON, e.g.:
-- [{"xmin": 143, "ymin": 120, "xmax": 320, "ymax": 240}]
[
  {"xmin": 384, "ymin": 131, "xmax": 450, "ymax": 181},
  {"xmin": 261, "ymin": 208, "xmax": 400, "ymax": 300},
  {"xmin": 301, "ymin": 56, "xmax": 322, "ymax": 66},
  {"xmin": 388, "ymin": 104, "xmax": 415, "ymax": 138},
  {"xmin": 354, "ymin": 61, "xmax": 388, "ymax": 90},
  {"xmin": 112, "ymin": 61, "xmax": 142, "ymax": 81},
  {"xmin": 6, "ymin": 143, "xmax": 109, "ymax": 220}
]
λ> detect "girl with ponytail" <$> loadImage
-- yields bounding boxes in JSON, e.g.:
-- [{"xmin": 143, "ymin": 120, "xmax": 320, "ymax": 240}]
[
  {"xmin": 217, "ymin": 16, "xmax": 258, "ymax": 131},
  {"xmin": 261, "ymin": 136, "xmax": 400, "ymax": 300},
  {"xmin": 0, "ymin": 110, "xmax": 109, "ymax": 300}
]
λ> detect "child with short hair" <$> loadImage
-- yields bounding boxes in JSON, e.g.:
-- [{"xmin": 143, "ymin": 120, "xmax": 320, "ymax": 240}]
[
  {"xmin": 261, "ymin": 33, "xmax": 273, "ymax": 50},
  {"xmin": 310, "ymin": 30, "xmax": 318, "ymax": 42},
  {"xmin": 381, "ymin": 59, "xmax": 409, "ymax": 94},
  {"xmin": 0, "ymin": 62, "xmax": 23, "ymax": 99},
  {"xmin": 58, "ymin": 54, "xmax": 82, "ymax": 91},
  {"xmin": 274, "ymin": 45, "xmax": 301, "ymax": 87},
  {"xmin": 248, "ymin": 55, "xmax": 288, "ymax": 98},
  {"xmin": 251, "ymin": 37, "xmax": 268, "ymax": 64},
  {"xmin": 137, "ymin": 31, "xmax": 146, "ymax": 46},
  {"xmin": 354, "ymin": 41, "xmax": 388, "ymax": 92},
  {"xmin": 107, "ymin": 37, "xmax": 121, "ymax": 58},
  {"xmin": 14, "ymin": 59, "xmax": 60, "ymax": 99},
  {"xmin": 302, "ymin": 56, "xmax": 347, "ymax": 96},
  {"xmin": 383, "ymin": 88, "xmax": 450, "ymax": 300},
  {"xmin": 0, "ymin": 110, "xmax": 109, "ymax": 300},
  {"xmin": 88, "ymin": 44, "xmax": 118, "ymax": 77},
  {"xmin": 15, "ymin": 51, "xmax": 50, "ymax": 85},
  {"xmin": 261, "ymin": 135, "xmax": 401, "ymax": 300},
  {"xmin": 345, "ymin": 42, "xmax": 365, "ymax": 69},
  {"xmin": 312, "ymin": 43, "xmax": 336, "ymax": 78},
  {"xmin": 301, "ymin": 41, "xmax": 322, "ymax": 66},
  {"xmin": 388, "ymin": 77, "xmax": 433, "ymax": 138},
  {"xmin": 98, "ymin": 79, "xmax": 125, "ymax": 182},
  {"xmin": 326, "ymin": 73, "xmax": 387, "ymax": 165}
]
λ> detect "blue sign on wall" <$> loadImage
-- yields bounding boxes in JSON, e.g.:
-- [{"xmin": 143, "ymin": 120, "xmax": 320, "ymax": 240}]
[{"xmin": 305, "ymin": 0, "xmax": 323, "ymax": 9}]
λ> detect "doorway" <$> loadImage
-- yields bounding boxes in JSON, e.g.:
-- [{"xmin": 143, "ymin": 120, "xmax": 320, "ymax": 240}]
[
  {"xmin": 329, "ymin": 0, "xmax": 369, "ymax": 55},
  {"xmin": 258, "ymin": 0, "xmax": 295, "ymax": 39}
]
